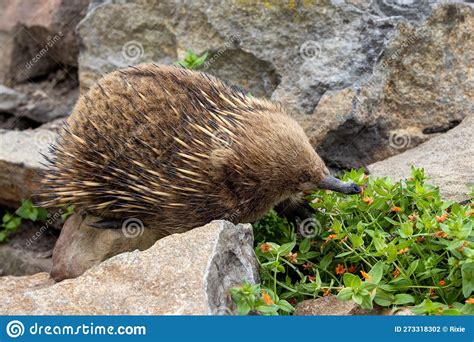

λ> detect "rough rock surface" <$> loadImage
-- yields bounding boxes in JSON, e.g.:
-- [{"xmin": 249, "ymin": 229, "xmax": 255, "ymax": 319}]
[
  {"xmin": 294, "ymin": 296, "xmax": 377, "ymax": 315},
  {"xmin": 77, "ymin": 1, "xmax": 473, "ymax": 168},
  {"xmin": 0, "ymin": 245, "xmax": 52, "ymax": 276},
  {"xmin": 0, "ymin": 128, "xmax": 56, "ymax": 207},
  {"xmin": 0, "ymin": 0, "xmax": 89, "ymax": 84},
  {"xmin": 0, "ymin": 85, "xmax": 26, "ymax": 112},
  {"xmin": 0, "ymin": 220, "xmax": 259, "ymax": 315},
  {"xmin": 51, "ymin": 213, "xmax": 165, "ymax": 281},
  {"xmin": 368, "ymin": 115, "xmax": 474, "ymax": 203},
  {"xmin": 294, "ymin": 296, "xmax": 414, "ymax": 315},
  {"xmin": 0, "ymin": 220, "xmax": 58, "ymax": 277}
]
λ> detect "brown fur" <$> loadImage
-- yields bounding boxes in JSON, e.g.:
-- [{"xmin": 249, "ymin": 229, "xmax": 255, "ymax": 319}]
[{"xmin": 40, "ymin": 64, "xmax": 329, "ymax": 234}]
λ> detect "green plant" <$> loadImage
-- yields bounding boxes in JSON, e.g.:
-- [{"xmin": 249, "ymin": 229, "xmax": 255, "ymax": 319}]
[
  {"xmin": 230, "ymin": 283, "xmax": 294, "ymax": 315},
  {"xmin": 61, "ymin": 205, "xmax": 75, "ymax": 221},
  {"xmin": 232, "ymin": 168, "xmax": 474, "ymax": 315},
  {"xmin": 0, "ymin": 199, "xmax": 48, "ymax": 242},
  {"xmin": 175, "ymin": 50, "xmax": 208, "ymax": 69}
]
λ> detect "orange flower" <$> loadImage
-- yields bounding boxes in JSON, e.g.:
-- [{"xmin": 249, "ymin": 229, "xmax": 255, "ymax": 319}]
[
  {"xmin": 261, "ymin": 291, "xmax": 274, "ymax": 305},
  {"xmin": 397, "ymin": 247, "xmax": 409, "ymax": 255},
  {"xmin": 465, "ymin": 298, "xmax": 474, "ymax": 305},
  {"xmin": 466, "ymin": 209, "xmax": 474, "ymax": 217},
  {"xmin": 408, "ymin": 214, "xmax": 418, "ymax": 222},
  {"xmin": 360, "ymin": 270, "xmax": 372, "ymax": 280},
  {"xmin": 308, "ymin": 275, "xmax": 316, "ymax": 282},
  {"xmin": 362, "ymin": 196, "xmax": 374, "ymax": 205},
  {"xmin": 439, "ymin": 279, "xmax": 445, "ymax": 286},
  {"xmin": 323, "ymin": 288, "xmax": 331, "ymax": 297},
  {"xmin": 286, "ymin": 252, "xmax": 298, "ymax": 264},
  {"xmin": 359, "ymin": 186, "xmax": 365, "ymax": 195},
  {"xmin": 335, "ymin": 264, "xmax": 346, "ymax": 275},
  {"xmin": 390, "ymin": 206, "xmax": 402, "ymax": 213},
  {"xmin": 347, "ymin": 265, "xmax": 357, "ymax": 273},
  {"xmin": 260, "ymin": 243, "xmax": 272, "ymax": 253},
  {"xmin": 434, "ymin": 230, "xmax": 448, "ymax": 239},
  {"xmin": 436, "ymin": 213, "xmax": 448, "ymax": 223},
  {"xmin": 393, "ymin": 268, "xmax": 400, "ymax": 278},
  {"xmin": 326, "ymin": 234, "xmax": 338, "ymax": 241},
  {"xmin": 303, "ymin": 262, "xmax": 313, "ymax": 270}
]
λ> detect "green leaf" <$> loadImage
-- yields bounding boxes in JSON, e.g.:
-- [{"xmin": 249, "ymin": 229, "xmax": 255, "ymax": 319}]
[
  {"xmin": 276, "ymin": 300, "xmax": 295, "ymax": 313},
  {"xmin": 277, "ymin": 241, "xmax": 296, "ymax": 256},
  {"xmin": 352, "ymin": 293, "xmax": 364, "ymax": 305},
  {"xmin": 368, "ymin": 261, "xmax": 384, "ymax": 284},
  {"xmin": 335, "ymin": 251, "xmax": 353, "ymax": 258},
  {"xmin": 319, "ymin": 253, "xmax": 333, "ymax": 270},
  {"xmin": 15, "ymin": 200, "xmax": 38, "ymax": 221},
  {"xmin": 337, "ymin": 288, "xmax": 353, "ymax": 301},
  {"xmin": 255, "ymin": 305, "xmax": 279, "ymax": 313},
  {"xmin": 407, "ymin": 259, "xmax": 420, "ymax": 277},
  {"xmin": 393, "ymin": 294, "xmax": 415, "ymax": 305},
  {"xmin": 399, "ymin": 222, "xmax": 413, "ymax": 238},
  {"xmin": 299, "ymin": 238, "xmax": 311, "ymax": 254},
  {"xmin": 343, "ymin": 273, "xmax": 361, "ymax": 288},
  {"xmin": 461, "ymin": 262, "xmax": 474, "ymax": 298},
  {"xmin": 351, "ymin": 235, "xmax": 364, "ymax": 248},
  {"xmin": 374, "ymin": 289, "xmax": 395, "ymax": 307},
  {"xmin": 237, "ymin": 302, "xmax": 251, "ymax": 315}
]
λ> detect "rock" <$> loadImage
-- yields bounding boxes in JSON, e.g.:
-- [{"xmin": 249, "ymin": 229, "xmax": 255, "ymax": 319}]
[
  {"xmin": 310, "ymin": 4, "xmax": 474, "ymax": 168},
  {"xmin": 77, "ymin": 2, "xmax": 473, "ymax": 169},
  {"xmin": 294, "ymin": 296, "xmax": 379, "ymax": 315},
  {"xmin": 0, "ymin": 128, "xmax": 56, "ymax": 207},
  {"xmin": 51, "ymin": 214, "xmax": 166, "ymax": 281},
  {"xmin": 0, "ymin": 85, "xmax": 26, "ymax": 112},
  {"xmin": 0, "ymin": 0, "xmax": 89, "ymax": 84},
  {"xmin": 368, "ymin": 115, "xmax": 474, "ymax": 203},
  {"xmin": 0, "ymin": 220, "xmax": 259, "ymax": 315},
  {"xmin": 0, "ymin": 219, "xmax": 58, "ymax": 276},
  {"xmin": 11, "ymin": 69, "xmax": 79, "ymax": 123},
  {"xmin": 0, "ymin": 245, "xmax": 52, "ymax": 276}
]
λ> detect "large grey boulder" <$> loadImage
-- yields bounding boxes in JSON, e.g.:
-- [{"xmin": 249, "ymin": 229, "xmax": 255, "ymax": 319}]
[
  {"xmin": 368, "ymin": 116, "xmax": 474, "ymax": 203},
  {"xmin": 0, "ymin": 220, "xmax": 259, "ymax": 315},
  {"xmin": 77, "ymin": 1, "xmax": 473, "ymax": 168}
]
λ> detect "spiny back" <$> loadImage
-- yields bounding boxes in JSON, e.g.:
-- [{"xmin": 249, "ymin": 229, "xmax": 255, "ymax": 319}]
[{"xmin": 40, "ymin": 64, "xmax": 309, "ymax": 233}]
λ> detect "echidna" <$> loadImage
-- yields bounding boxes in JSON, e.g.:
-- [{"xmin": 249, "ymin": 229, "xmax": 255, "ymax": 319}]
[{"xmin": 39, "ymin": 64, "xmax": 360, "ymax": 234}]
